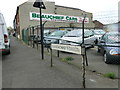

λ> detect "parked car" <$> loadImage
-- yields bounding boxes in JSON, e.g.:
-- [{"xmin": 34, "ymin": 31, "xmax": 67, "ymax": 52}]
[
  {"xmin": 44, "ymin": 30, "xmax": 69, "ymax": 47},
  {"xmin": 0, "ymin": 13, "xmax": 10, "ymax": 55},
  {"xmin": 60, "ymin": 29, "xmax": 97, "ymax": 48},
  {"xmin": 93, "ymin": 29, "xmax": 106, "ymax": 43},
  {"xmin": 97, "ymin": 31, "xmax": 120, "ymax": 64},
  {"xmin": 30, "ymin": 30, "xmax": 52, "ymax": 44},
  {"xmin": 44, "ymin": 30, "xmax": 52, "ymax": 38},
  {"xmin": 33, "ymin": 34, "xmax": 41, "ymax": 44}
]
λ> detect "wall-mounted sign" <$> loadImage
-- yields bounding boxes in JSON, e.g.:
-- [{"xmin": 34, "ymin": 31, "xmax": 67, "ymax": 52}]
[
  {"xmin": 30, "ymin": 12, "xmax": 89, "ymax": 23},
  {"xmin": 51, "ymin": 44, "xmax": 81, "ymax": 54}
]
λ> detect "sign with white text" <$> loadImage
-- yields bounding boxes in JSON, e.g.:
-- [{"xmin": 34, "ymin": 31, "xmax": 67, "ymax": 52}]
[
  {"xmin": 30, "ymin": 12, "xmax": 89, "ymax": 23},
  {"xmin": 51, "ymin": 44, "xmax": 81, "ymax": 54}
]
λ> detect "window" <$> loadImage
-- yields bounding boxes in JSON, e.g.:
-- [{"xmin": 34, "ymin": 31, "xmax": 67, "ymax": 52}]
[{"xmin": 84, "ymin": 30, "xmax": 93, "ymax": 37}]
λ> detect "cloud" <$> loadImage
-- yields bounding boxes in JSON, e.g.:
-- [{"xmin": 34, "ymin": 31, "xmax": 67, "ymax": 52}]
[{"xmin": 0, "ymin": 0, "xmax": 119, "ymax": 27}]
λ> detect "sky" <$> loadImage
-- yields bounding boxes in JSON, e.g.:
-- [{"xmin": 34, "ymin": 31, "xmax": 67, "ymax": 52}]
[{"xmin": 0, "ymin": 0, "xmax": 119, "ymax": 27}]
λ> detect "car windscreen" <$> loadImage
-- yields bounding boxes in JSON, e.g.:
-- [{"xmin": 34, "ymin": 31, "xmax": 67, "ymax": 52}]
[
  {"xmin": 64, "ymin": 30, "xmax": 82, "ymax": 37},
  {"xmin": 94, "ymin": 30, "xmax": 105, "ymax": 35},
  {"xmin": 49, "ymin": 31, "xmax": 66, "ymax": 37},
  {"xmin": 107, "ymin": 34, "xmax": 120, "ymax": 43}
]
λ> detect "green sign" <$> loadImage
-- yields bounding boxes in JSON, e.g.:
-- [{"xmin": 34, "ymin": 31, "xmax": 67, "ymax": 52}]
[{"xmin": 30, "ymin": 12, "xmax": 89, "ymax": 23}]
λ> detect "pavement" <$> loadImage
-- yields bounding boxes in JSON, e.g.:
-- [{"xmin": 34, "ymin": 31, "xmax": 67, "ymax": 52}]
[
  {"xmin": 53, "ymin": 47, "xmax": 119, "ymax": 77},
  {"xmin": 2, "ymin": 36, "xmax": 119, "ymax": 88},
  {"xmin": 0, "ymin": 52, "xmax": 2, "ymax": 89}
]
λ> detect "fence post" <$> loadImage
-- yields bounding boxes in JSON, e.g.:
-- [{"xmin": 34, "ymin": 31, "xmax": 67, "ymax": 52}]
[
  {"xmin": 27, "ymin": 28, "xmax": 30, "ymax": 45},
  {"xmin": 32, "ymin": 27, "xmax": 35, "ymax": 48},
  {"xmin": 36, "ymin": 26, "xmax": 39, "ymax": 50},
  {"xmin": 29, "ymin": 27, "xmax": 32, "ymax": 47},
  {"xmin": 81, "ymin": 14, "xmax": 87, "ymax": 88},
  {"xmin": 50, "ymin": 48, "xmax": 53, "ymax": 67},
  {"xmin": 57, "ymin": 39, "xmax": 60, "ymax": 57},
  {"xmin": 81, "ymin": 45, "xmax": 86, "ymax": 88},
  {"xmin": 22, "ymin": 29, "xmax": 24, "ymax": 42},
  {"xmin": 85, "ymin": 49, "xmax": 88, "ymax": 66},
  {"xmin": 26, "ymin": 28, "xmax": 29, "ymax": 45}
]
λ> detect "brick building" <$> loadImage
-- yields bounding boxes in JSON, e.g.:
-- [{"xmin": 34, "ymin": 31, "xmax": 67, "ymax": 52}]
[{"xmin": 14, "ymin": 0, "xmax": 95, "ymax": 39}]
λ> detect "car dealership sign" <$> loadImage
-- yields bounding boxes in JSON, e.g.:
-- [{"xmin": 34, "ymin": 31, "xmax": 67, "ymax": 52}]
[
  {"xmin": 51, "ymin": 44, "xmax": 82, "ymax": 54},
  {"xmin": 30, "ymin": 12, "xmax": 89, "ymax": 23}
]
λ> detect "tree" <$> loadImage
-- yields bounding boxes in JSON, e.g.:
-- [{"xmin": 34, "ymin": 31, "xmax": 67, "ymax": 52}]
[
  {"xmin": 7, "ymin": 26, "xmax": 14, "ymax": 35},
  {"xmin": 7, "ymin": 26, "xmax": 13, "ymax": 31}
]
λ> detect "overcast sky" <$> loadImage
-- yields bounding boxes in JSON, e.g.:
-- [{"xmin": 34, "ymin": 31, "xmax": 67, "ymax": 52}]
[{"xmin": 0, "ymin": 0, "xmax": 119, "ymax": 27}]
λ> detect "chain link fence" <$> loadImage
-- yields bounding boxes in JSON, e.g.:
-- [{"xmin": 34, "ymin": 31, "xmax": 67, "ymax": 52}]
[{"xmin": 22, "ymin": 22, "xmax": 120, "ymax": 64}]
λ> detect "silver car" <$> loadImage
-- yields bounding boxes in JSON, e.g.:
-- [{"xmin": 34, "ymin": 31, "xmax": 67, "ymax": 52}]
[
  {"xmin": 60, "ymin": 29, "xmax": 97, "ymax": 47},
  {"xmin": 44, "ymin": 30, "xmax": 69, "ymax": 47}
]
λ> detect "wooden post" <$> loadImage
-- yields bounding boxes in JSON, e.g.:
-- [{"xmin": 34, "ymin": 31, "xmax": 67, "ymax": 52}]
[
  {"xmin": 85, "ymin": 49, "xmax": 88, "ymax": 66},
  {"xmin": 37, "ymin": 26, "xmax": 39, "ymax": 50},
  {"xmin": 57, "ymin": 39, "xmax": 59, "ymax": 57}
]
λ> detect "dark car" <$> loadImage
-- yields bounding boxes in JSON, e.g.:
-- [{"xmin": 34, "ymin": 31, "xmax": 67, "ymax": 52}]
[
  {"xmin": 30, "ymin": 30, "xmax": 51, "ymax": 44},
  {"xmin": 93, "ymin": 29, "xmax": 106, "ymax": 44},
  {"xmin": 33, "ymin": 35, "xmax": 41, "ymax": 44},
  {"xmin": 44, "ymin": 30, "xmax": 69, "ymax": 47},
  {"xmin": 97, "ymin": 32, "xmax": 120, "ymax": 64}
]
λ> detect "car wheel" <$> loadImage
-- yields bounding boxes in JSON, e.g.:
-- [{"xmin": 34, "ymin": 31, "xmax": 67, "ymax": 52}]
[
  {"xmin": 91, "ymin": 45, "xmax": 94, "ymax": 48},
  {"xmin": 7, "ymin": 49, "xmax": 11, "ymax": 55},
  {"xmin": 104, "ymin": 53, "xmax": 111, "ymax": 64},
  {"xmin": 94, "ymin": 39, "xmax": 98, "ymax": 44},
  {"xmin": 97, "ymin": 47, "xmax": 100, "ymax": 52}
]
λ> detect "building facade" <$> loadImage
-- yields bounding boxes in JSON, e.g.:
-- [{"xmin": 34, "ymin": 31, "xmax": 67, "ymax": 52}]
[
  {"xmin": 14, "ymin": 0, "xmax": 95, "ymax": 39},
  {"xmin": 93, "ymin": 20, "xmax": 104, "ymax": 29}
]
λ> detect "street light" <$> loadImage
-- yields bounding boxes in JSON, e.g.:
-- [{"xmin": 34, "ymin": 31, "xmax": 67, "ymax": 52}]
[
  {"xmin": 33, "ymin": 0, "xmax": 46, "ymax": 60},
  {"xmin": 82, "ymin": 14, "xmax": 86, "ymax": 45},
  {"xmin": 81, "ymin": 14, "xmax": 87, "ymax": 88}
]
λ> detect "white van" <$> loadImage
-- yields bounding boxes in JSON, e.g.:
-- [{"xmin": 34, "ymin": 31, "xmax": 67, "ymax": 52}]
[{"xmin": 0, "ymin": 12, "xmax": 10, "ymax": 55}]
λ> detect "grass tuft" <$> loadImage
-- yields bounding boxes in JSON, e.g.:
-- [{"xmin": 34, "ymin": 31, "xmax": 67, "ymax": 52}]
[
  {"xmin": 103, "ymin": 72, "xmax": 116, "ymax": 79},
  {"xmin": 61, "ymin": 56, "xmax": 74, "ymax": 62}
]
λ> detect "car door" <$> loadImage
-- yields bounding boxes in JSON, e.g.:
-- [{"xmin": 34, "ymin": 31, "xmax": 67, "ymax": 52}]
[
  {"xmin": 99, "ymin": 34, "xmax": 107, "ymax": 54},
  {"xmin": 84, "ymin": 30, "xmax": 94, "ymax": 45}
]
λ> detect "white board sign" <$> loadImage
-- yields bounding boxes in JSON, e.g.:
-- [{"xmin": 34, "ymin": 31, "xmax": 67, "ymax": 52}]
[{"xmin": 51, "ymin": 44, "xmax": 81, "ymax": 54}]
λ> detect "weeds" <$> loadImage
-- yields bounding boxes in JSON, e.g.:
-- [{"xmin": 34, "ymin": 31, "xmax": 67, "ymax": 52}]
[
  {"xmin": 103, "ymin": 72, "xmax": 116, "ymax": 79},
  {"xmin": 61, "ymin": 56, "xmax": 74, "ymax": 62}
]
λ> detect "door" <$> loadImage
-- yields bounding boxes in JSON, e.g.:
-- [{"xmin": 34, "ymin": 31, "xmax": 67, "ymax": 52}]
[
  {"xmin": 84, "ymin": 30, "xmax": 94, "ymax": 45},
  {"xmin": 99, "ymin": 34, "xmax": 106, "ymax": 54}
]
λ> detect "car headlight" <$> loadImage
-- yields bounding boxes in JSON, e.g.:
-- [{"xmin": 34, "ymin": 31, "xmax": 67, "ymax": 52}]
[
  {"xmin": 51, "ymin": 39, "xmax": 57, "ymax": 43},
  {"xmin": 109, "ymin": 49, "xmax": 118, "ymax": 55},
  {"xmin": 59, "ymin": 40, "xmax": 62, "ymax": 44}
]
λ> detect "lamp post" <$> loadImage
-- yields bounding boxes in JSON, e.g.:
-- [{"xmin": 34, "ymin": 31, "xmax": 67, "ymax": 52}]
[
  {"xmin": 33, "ymin": 0, "xmax": 46, "ymax": 60},
  {"xmin": 81, "ymin": 14, "xmax": 87, "ymax": 88},
  {"xmin": 82, "ymin": 14, "xmax": 86, "ymax": 45}
]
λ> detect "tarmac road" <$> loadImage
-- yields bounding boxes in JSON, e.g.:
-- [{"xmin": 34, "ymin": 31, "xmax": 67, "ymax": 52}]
[{"xmin": 2, "ymin": 36, "xmax": 119, "ymax": 88}]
